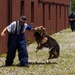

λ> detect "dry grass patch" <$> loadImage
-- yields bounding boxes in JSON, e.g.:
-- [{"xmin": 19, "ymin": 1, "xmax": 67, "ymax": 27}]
[{"xmin": 0, "ymin": 28, "xmax": 75, "ymax": 75}]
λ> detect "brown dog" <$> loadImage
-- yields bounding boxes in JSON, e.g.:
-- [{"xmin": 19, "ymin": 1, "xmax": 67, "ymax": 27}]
[{"xmin": 33, "ymin": 26, "xmax": 60, "ymax": 60}]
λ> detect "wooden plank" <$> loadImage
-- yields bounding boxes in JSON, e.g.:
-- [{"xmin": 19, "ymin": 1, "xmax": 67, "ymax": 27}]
[
  {"xmin": 2, "ymin": 0, "xmax": 8, "ymax": 53},
  {"xmin": 0, "ymin": 0, "xmax": 3, "ymax": 54},
  {"xmin": 12, "ymin": 0, "xmax": 20, "ymax": 21}
]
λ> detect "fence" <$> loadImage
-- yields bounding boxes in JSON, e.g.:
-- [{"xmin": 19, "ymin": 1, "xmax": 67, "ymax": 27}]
[{"xmin": 0, "ymin": 0, "xmax": 70, "ymax": 54}]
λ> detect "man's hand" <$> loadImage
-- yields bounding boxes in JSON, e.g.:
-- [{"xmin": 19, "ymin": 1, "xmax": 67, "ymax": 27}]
[
  {"xmin": 1, "ymin": 27, "xmax": 7, "ymax": 37},
  {"xmin": 1, "ymin": 32, "xmax": 5, "ymax": 37}
]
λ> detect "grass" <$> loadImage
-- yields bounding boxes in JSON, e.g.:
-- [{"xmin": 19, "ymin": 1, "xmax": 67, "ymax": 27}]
[{"xmin": 0, "ymin": 28, "xmax": 75, "ymax": 75}]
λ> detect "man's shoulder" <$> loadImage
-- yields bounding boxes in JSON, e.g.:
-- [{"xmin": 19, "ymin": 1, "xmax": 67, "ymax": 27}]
[{"xmin": 11, "ymin": 21, "xmax": 16, "ymax": 24}]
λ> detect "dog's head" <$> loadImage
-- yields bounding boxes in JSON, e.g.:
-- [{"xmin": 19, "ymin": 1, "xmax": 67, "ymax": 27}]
[{"xmin": 33, "ymin": 26, "xmax": 46, "ymax": 37}]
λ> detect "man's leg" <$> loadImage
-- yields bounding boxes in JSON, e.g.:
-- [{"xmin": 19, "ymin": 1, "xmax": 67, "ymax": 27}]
[
  {"xmin": 18, "ymin": 40, "xmax": 29, "ymax": 67},
  {"xmin": 5, "ymin": 35, "xmax": 17, "ymax": 66}
]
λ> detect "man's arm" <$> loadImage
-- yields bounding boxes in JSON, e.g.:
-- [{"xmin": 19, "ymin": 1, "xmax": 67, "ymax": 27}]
[
  {"xmin": 26, "ymin": 25, "xmax": 36, "ymax": 32},
  {"xmin": 1, "ymin": 27, "xmax": 7, "ymax": 37}
]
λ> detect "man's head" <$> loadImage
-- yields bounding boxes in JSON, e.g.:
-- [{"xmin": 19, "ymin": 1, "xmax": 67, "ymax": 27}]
[
  {"xmin": 19, "ymin": 16, "xmax": 27, "ymax": 25},
  {"xmin": 20, "ymin": 16, "xmax": 27, "ymax": 22}
]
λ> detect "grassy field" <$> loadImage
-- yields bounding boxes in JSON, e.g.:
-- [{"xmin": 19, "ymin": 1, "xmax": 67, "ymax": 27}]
[{"xmin": 0, "ymin": 28, "xmax": 75, "ymax": 75}]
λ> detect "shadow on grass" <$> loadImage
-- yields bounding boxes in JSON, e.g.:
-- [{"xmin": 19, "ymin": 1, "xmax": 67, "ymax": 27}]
[
  {"xmin": 28, "ymin": 61, "xmax": 57, "ymax": 65},
  {"xmin": 0, "ymin": 61, "xmax": 57, "ymax": 68}
]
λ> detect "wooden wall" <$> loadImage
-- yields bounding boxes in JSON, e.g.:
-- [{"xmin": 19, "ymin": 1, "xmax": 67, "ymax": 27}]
[{"xmin": 0, "ymin": 0, "xmax": 70, "ymax": 54}]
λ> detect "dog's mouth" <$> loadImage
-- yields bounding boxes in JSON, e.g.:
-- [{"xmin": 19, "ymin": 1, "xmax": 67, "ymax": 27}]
[{"xmin": 33, "ymin": 32, "xmax": 41, "ymax": 36}]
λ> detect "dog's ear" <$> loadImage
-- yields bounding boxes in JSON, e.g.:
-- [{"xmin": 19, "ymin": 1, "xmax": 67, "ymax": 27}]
[
  {"xmin": 33, "ymin": 26, "xmax": 46, "ymax": 34},
  {"xmin": 40, "ymin": 26, "xmax": 46, "ymax": 31},
  {"xmin": 40, "ymin": 26, "xmax": 46, "ymax": 35}
]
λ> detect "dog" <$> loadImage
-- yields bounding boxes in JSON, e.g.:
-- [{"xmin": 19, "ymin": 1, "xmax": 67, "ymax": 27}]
[{"xmin": 33, "ymin": 26, "xmax": 60, "ymax": 60}]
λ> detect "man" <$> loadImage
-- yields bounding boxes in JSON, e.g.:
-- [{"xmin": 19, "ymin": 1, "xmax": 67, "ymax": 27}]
[
  {"xmin": 69, "ymin": 12, "xmax": 75, "ymax": 31},
  {"xmin": 1, "ymin": 16, "xmax": 34, "ymax": 67}
]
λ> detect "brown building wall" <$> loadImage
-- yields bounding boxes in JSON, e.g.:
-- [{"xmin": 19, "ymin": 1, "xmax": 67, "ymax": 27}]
[
  {"xmin": 0, "ymin": 0, "xmax": 70, "ymax": 54},
  {"xmin": 0, "ymin": 0, "xmax": 8, "ymax": 54},
  {"xmin": 2, "ymin": 0, "xmax": 8, "ymax": 54},
  {"xmin": 0, "ymin": 0, "xmax": 3, "ymax": 54},
  {"xmin": 11, "ymin": 0, "xmax": 20, "ymax": 21}
]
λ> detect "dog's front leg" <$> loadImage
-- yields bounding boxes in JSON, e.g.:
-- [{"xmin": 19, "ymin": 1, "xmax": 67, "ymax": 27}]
[
  {"xmin": 36, "ymin": 43, "xmax": 40, "ymax": 52},
  {"xmin": 36, "ymin": 48, "xmax": 39, "ymax": 53}
]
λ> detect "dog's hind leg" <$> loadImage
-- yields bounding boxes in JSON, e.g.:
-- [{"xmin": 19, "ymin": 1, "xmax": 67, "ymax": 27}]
[
  {"xmin": 48, "ymin": 53, "xmax": 54, "ymax": 60},
  {"xmin": 49, "ymin": 50, "xmax": 59, "ymax": 59},
  {"xmin": 47, "ymin": 47, "xmax": 54, "ymax": 60},
  {"xmin": 52, "ymin": 45, "xmax": 60, "ymax": 58},
  {"xmin": 48, "ymin": 44, "xmax": 60, "ymax": 59},
  {"xmin": 47, "ymin": 51, "xmax": 53, "ymax": 60}
]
